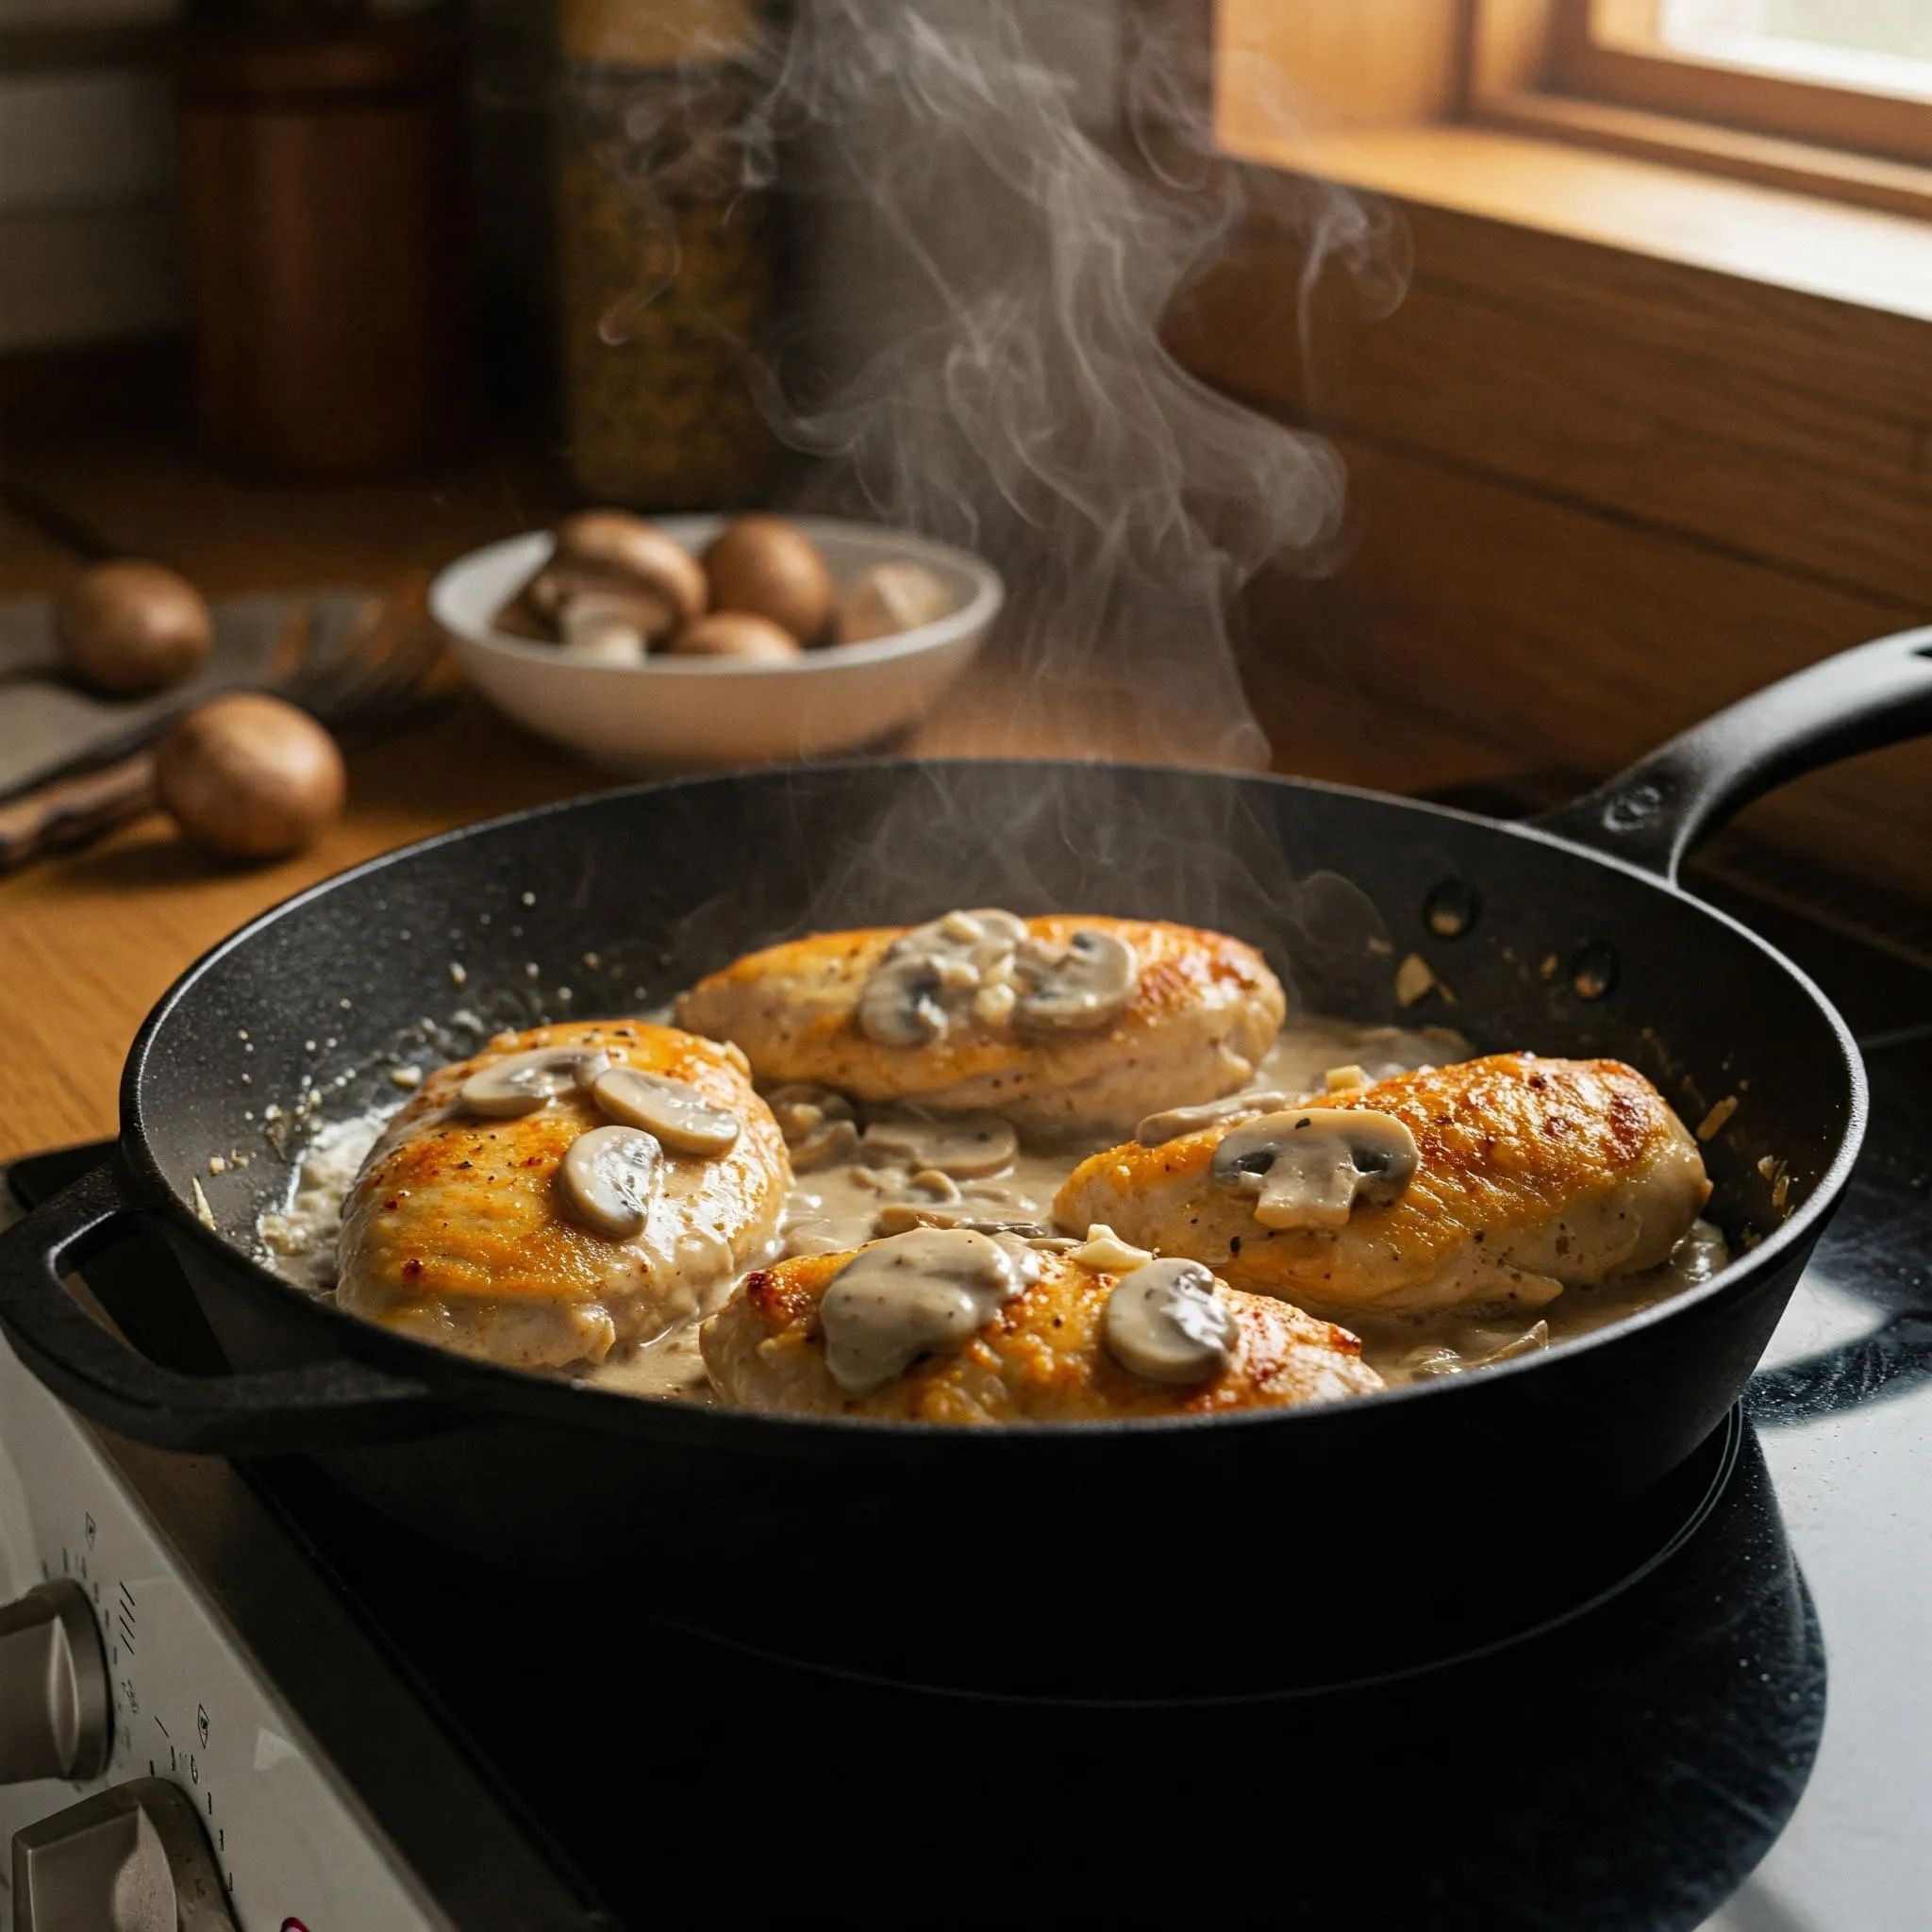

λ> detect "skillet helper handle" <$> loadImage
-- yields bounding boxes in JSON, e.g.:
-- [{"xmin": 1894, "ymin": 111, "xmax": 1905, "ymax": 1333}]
[
  {"xmin": 1533, "ymin": 625, "xmax": 1932, "ymax": 883},
  {"xmin": 0, "ymin": 1162, "xmax": 441, "ymax": 1454}
]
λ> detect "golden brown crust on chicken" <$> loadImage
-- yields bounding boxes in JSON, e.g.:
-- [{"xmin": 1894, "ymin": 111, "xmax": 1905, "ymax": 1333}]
[
  {"xmin": 1053, "ymin": 1054, "xmax": 1710, "ymax": 1313},
  {"xmin": 674, "ymin": 915, "xmax": 1285, "ymax": 1136},
  {"xmin": 700, "ymin": 1242, "xmax": 1382, "ymax": 1423},
  {"xmin": 338, "ymin": 1023, "xmax": 788, "ymax": 1369}
]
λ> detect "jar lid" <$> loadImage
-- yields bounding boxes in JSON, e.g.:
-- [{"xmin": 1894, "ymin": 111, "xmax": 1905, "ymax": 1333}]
[{"xmin": 559, "ymin": 0, "xmax": 759, "ymax": 69}]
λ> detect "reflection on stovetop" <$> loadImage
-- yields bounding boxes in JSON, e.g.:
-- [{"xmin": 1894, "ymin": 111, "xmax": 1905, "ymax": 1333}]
[
  {"xmin": 251, "ymin": 1407, "xmax": 1824, "ymax": 1928},
  {"xmin": 1701, "ymin": 1026, "xmax": 1932, "ymax": 1932}
]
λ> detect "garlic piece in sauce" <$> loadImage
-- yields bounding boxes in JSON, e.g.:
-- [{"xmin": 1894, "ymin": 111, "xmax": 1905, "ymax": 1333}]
[
  {"xmin": 766, "ymin": 1083, "xmax": 860, "ymax": 1171},
  {"xmin": 1067, "ymin": 1224, "xmax": 1155, "ymax": 1273},
  {"xmin": 820, "ymin": 1227, "xmax": 1038, "ymax": 1394},
  {"xmin": 591, "ymin": 1068, "xmax": 740, "ymax": 1155},
  {"xmin": 459, "ymin": 1046, "xmax": 611, "ymax": 1118},
  {"xmin": 1209, "ymin": 1108, "xmax": 1419, "ymax": 1231},
  {"xmin": 1104, "ymin": 1257, "xmax": 1239, "ymax": 1385},
  {"xmin": 562, "ymin": 1125, "xmax": 662, "ymax": 1240}
]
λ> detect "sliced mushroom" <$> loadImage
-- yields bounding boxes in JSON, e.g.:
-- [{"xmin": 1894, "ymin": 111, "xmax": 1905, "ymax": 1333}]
[
  {"xmin": 858, "ymin": 947, "xmax": 949, "ymax": 1047},
  {"xmin": 459, "ymin": 1046, "xmax": 612, "ymax": 1118},
  {"xmin": 561, "ymin": 1125, "xmax": 662, "ymax": 1240},
  {"xmin": 1406, "ymin": 1319, "xmax": 1550, "ymax": 1380},
  {"xmin": 765, "ymin": 1083, "xmax": 861, "ymax": 1171},
  {"xmin": 859, "ymin": 1109, "xmax": 1018, "ymax": 1177},
  {"xmin": 1136, "ymin": 1090, "xmax": 1300, "ymax": 1147},
  {"xmin": 855, "ymin": 909, "xmax": 1031, "ymax": 1047},
  {"xmin": 1470, "ymin": 1319, "xmax": 1550, "ymax": 1367},
  {"xmin": 872, "ymin": 1202, "xmax": 1053, "ymax": 1239},
  {"xmin": 1103, "ymin": 1257, "xmax": 1240, "ymax": 1385},
  {"xmin": 820, "ymin": 1227, "xmax": 1039, "ymax": 1395},
  {"xmin": 1012, "ymin": 928, "xmax": 1138, "ymax": 1033},
  {"xmin": 591, "ymin": 1068, "xmax": 741, "ymax": 1155},
  {"xmin": 1209, "ymin": 1108, "xmax": 1420, "ymax": 1231}
]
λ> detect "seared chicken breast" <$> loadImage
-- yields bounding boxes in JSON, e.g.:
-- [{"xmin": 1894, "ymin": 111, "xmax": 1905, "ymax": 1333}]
[
  {"xmin": 701, "ymin": 1236, "xmax": 1382, "ymax": 1423},
  {"xmin": 675, "ymin": 911, "xmax": 1285, "ymax": 1137},
  {"xmin": 339, "ymin": 1022, "xmax": 788, "ymax": 1370},
  {"xmin": 1054, "ymin": 1055, "xmax": 1710, "ymax": 1313}
]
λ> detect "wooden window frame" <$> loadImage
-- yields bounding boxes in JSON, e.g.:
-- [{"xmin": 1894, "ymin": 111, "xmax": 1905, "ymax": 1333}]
[
  {"xmin": 1163, "ymin": 1, "xmax": 1932, "ymax": 907},
  {"xmin": 1469, "ymin": 0, "xmax": 1932, "ymax": 217},
  {"xmin": 1554, "ymin": 2, "xmax": 1932, "ymax": 164}
]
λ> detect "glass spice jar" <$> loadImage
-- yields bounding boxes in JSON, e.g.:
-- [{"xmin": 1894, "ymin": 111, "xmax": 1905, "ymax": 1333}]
[{"xmin": 555, "ymin": 0, "xmax": 776, "ymax": 508}]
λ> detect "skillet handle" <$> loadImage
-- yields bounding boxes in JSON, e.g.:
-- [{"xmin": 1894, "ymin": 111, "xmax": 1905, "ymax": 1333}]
[
  {"xmin": 0, "ymin": 1162, "xmax": 443, "ymax": 1455},
  {"xmin": 1531, "ymin": 625, "xmax": 1932, "ymax": 883}
]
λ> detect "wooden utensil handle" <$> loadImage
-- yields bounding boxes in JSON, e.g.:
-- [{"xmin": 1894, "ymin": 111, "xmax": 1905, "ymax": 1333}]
[{"xmin": 0, "ymin": 753, "xmax": 158, "ymax": 870}]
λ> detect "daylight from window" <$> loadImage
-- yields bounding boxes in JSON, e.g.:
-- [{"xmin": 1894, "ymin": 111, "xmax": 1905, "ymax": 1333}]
[{"xmin": 1659, "ymin": 0, "xmax": 1932, "ymax": 95}]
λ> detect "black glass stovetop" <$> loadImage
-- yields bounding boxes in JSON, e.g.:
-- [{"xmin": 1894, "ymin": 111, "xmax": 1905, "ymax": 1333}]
[{"xmin": 12, "ymin": 890, "xmax": 1929, "ymax": 1930}]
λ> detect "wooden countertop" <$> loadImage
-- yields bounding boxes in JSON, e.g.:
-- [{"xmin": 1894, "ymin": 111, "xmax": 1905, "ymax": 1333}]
[{"xmin": 0, "ymin": 439, "xmax": 1520, "ymax": 1167}]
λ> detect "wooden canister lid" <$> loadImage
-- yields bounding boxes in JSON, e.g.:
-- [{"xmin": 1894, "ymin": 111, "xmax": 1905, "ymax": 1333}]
[{"xmin": 179, "ymin": 19, "xmax": 461, "ymax": 101}]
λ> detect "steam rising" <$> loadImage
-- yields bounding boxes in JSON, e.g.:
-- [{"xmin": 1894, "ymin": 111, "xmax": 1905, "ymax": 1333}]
[
  {"xmin": 584, "ymin": 2, "xmax": 1418, "ymax": 994},
  {"xmin": 741, "ymin": 0, "xmax": 1406, "ymax": 768}
]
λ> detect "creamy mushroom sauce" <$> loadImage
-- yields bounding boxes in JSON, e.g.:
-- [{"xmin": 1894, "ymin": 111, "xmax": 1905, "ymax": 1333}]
[{"xmin": 259, "ymin": 1012, "xmax": 1728, "ymax": 1407}]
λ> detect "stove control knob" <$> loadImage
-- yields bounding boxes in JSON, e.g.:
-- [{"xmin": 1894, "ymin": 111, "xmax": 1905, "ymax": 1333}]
[
  {"xmin": 12, "ymin": 1777, "xmax": 238, "ymax": 1931},
  {"xmin": 0, "ymin": 1581, "xmax": 109, "ymax": 1785}
]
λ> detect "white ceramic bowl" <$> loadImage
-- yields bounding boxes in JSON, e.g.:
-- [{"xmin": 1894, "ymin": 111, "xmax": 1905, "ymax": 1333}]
[{"xmin": 429, "ymin": 514, "xmax": 1003, "ymax": 770}]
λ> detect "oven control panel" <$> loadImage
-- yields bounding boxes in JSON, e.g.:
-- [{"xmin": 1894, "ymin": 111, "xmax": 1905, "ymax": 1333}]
[{"xmin": 0, "ymin": 1332, "xmax": 448, "ymax": 1932}]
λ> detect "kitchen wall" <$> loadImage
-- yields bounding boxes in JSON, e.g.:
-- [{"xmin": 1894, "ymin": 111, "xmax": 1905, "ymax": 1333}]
[{"xmin": 0, "ymin": 0, "xmax": 182, "ymax": 351}]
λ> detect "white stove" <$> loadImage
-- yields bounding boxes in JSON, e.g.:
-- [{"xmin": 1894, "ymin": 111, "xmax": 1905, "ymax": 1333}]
[{"xmin": 0, "ymin": 1320, "xmax": 451, "ymax": 1932}]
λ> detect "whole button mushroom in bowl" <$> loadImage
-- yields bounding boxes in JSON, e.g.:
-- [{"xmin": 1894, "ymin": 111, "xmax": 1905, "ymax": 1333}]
[
  {"xmin": 835, "ymin": 560, "xmax": 955, "ymax": 645},
  {"xmin": 429, "ymin": 514, "xmax": 1002, "ymax": 770},
  {"xmin": 701, "ymin": 514, "xmax": 837, "ymax": 646},
  {"xmin": 501, "ymin": 509, "xmax": 709, "ymax": 665},
  {"xmin": 669, "ymin": 612, "xmax": 802, "ymax": 662}
]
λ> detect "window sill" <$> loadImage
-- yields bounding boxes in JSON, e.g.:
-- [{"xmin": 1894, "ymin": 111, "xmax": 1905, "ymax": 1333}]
[
  {"xmin": 1213, "ymin": 113, "xmax": 1932, "ymax": 326},
  {"xmin": 1184, "ymin": 98, "xmax": 1932, "ymax": 906}
]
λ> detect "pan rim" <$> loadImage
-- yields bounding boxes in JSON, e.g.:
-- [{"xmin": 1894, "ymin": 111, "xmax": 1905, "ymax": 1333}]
[{"xmin": 118, "ymin": 757, "xmax": 1869, "ymax": 1444}]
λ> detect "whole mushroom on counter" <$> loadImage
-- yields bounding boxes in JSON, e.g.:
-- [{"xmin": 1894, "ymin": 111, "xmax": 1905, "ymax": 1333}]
[
  {"xmin": 55, "ymin": 559, "xmax": 213, "ymax": 695},
  {"xmin": 155, "ymin": 693, "xmax": 346, "ymax": 858}
]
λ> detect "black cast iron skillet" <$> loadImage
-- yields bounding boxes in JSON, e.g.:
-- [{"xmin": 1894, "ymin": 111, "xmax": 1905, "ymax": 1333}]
[{"xmin": 3, "ymin": 626, "xmax": 1929, "ymax": 1695}]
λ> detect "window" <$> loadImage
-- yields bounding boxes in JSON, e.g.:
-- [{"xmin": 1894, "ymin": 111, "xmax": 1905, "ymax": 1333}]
[
  {"xmin": 1657, "ymin": 2, "xmax": 1932, "ymax": 92},
  {"xmin": 1554, "ymin": 0, "xmax": 1932, "ymax": 166}
]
